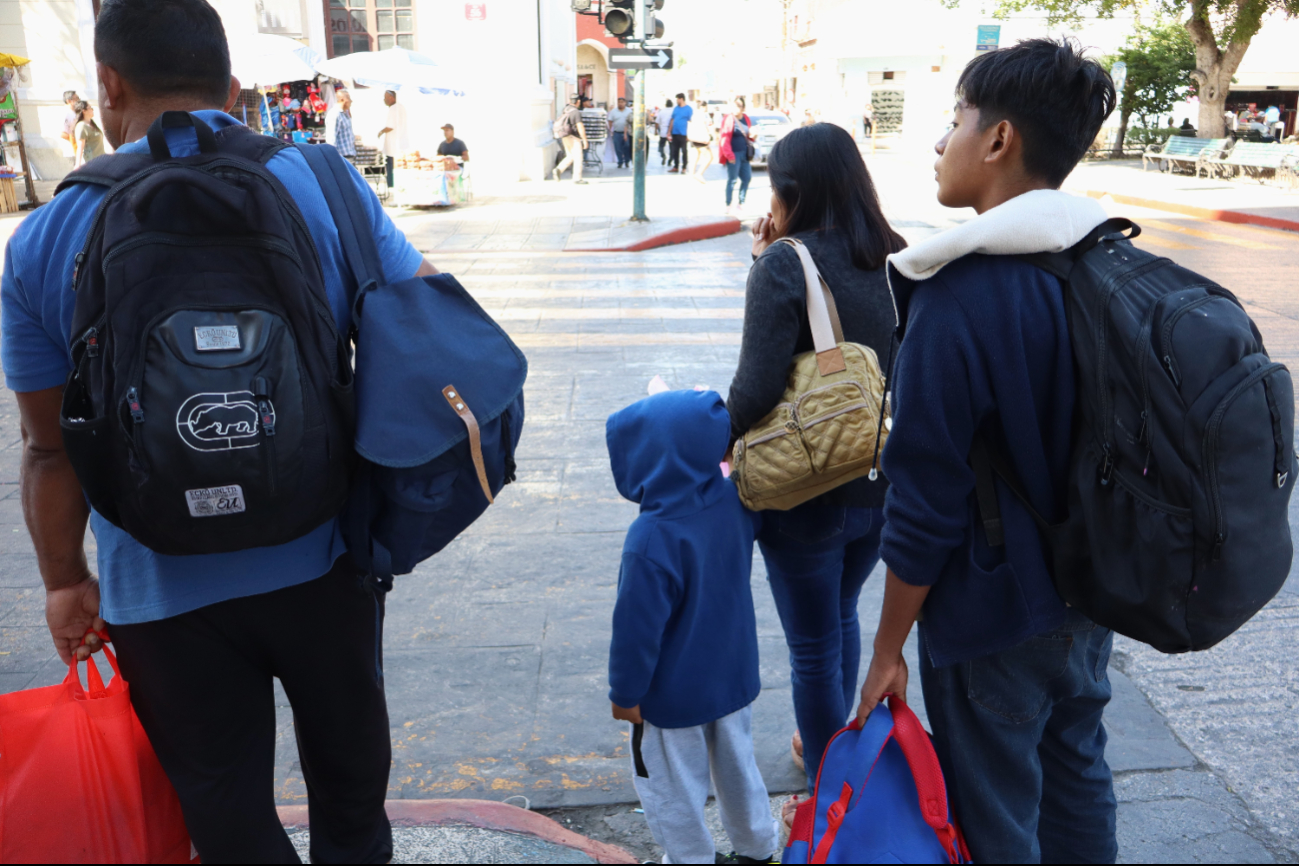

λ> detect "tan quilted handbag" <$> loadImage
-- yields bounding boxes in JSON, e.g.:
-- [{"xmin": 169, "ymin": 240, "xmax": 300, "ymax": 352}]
[{"xmin": 732, "ymin": 238, "xmax": 890, "ymax": 511}]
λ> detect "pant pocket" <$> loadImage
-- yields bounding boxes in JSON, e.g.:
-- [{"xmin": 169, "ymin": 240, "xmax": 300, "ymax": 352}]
[
  {"xmin": 967, "ymin": 632, "xmax": 1074, "ymax": 723},
  {"xmin": 770, "ymin": 503, "xmax": 848, "ymax": 545}
]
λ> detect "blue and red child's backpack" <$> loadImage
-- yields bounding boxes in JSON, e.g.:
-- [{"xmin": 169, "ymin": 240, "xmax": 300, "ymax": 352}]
[{"xmin": 783, "ymin": 694, "xmax": 971, "ymax": 864}]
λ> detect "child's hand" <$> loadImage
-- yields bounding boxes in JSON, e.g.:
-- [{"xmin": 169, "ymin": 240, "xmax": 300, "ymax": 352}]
[{"xmin": 611, "ymin": 702, "xmax": 643, "ymax": 724}]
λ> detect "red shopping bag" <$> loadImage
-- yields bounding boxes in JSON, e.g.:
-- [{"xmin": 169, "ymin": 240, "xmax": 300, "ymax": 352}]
[{"xmin": 0, "ymin": 638, "xmax": 199, "ymax": 863}]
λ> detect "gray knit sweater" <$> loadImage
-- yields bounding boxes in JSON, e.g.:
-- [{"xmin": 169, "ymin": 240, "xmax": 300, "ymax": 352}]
[{"xmin": 725, "ymin": 228, "xmax": 897, "ymax": 509}]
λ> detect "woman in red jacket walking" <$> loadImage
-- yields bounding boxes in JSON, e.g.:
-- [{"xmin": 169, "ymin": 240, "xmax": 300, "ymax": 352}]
[{"xmin": 720, "ymin": 96, "xmax": 756, "ymax": 214}]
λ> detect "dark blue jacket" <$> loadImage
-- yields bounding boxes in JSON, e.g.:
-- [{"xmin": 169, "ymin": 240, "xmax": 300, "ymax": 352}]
[
  {"xmin": 606, "ymin": 390, "xmax": 761, "ymax": 728},
  {"xmin": 880, "ymin": 254, "xmax": 1072, "ymax": 667}
]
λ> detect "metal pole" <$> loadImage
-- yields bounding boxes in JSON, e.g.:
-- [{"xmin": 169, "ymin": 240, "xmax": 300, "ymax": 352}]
[{"xmin": 630, "ymin": 1, "xmax": 648, "ymax": 221}]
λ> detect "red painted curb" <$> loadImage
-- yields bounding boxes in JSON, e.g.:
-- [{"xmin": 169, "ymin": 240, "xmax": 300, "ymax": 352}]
[
  {"xmin": 277, "ymin": 799, "xmax": 637, "ymax": 864},
  {"xmin": 567, "ymin": 216, "xmax": 742, "ymax": 252},
  {"xmin": 1080, "ymin": 189, "xmax": 1299, "ymax": 234}
]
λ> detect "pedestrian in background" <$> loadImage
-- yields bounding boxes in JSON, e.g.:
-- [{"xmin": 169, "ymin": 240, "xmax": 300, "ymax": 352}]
[
  {"xmin": 668, "ymin": 92, "xmax": 692, "ymax": 174},
  {"xmin": 606, "ymin": 390, "xmax": 780, "ymax": 866},
  {"xmin": 378, "ymin": 89, "xmax": 409, "ymax": 189},
  {"xmin": 552, "ymin": 94, "xmax": 589, "ymax": 184},
  {"xmin": 727, "ymin": 122, "xmax": 905, "ymax": 798},
  {"xmin": 657, "ymin": 97, "xmax": 673, "ymax": 166},
  {"xmin": 333, "ymin": 89, "xmax": 356, "ymax": 159},
  {"xmin": 720, "ymin": 95, "xmax": 754, "ymax": 213},
  {"xmin": 60, "ymin": 90, "xmax": 81, "ymax": 158},
  {"xmin": 609, "ymin": 96, "xmax": 632, "ymax": 169},
  {"xmin": 687, "ymin": 100, "xmax": 714, "ymax": 183},
  {"xmin": 72, "ymin": 100, "xmax": 104, "ymax": 167}
]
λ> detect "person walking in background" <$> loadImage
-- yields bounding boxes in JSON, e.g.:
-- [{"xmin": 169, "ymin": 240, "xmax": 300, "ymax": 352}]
[
  {"xmin": 60, "ymin": 90, "xmax": 81, "ymax": 158},
  {"xmin": 862, "ymin": 102, "xmax": 874, "ymax": 139},
  {"xmin": 687, "ymin": 100, "xmax": 714, "ymax": 183},
  {"xmin": 668, "ymin": 92, "xmax": 692, "ymax": 174},
  {"xmin": 377, "ymin": 89, "xmax": 408, "ymax": 190},
  {"xmin": 657, "ymin": 97, "xmax": 673, "ymax": 165},
  {"xmin": 333, "ymin": 89, "xmax": 356, "ymax": 159},
  {"xmin": 606, "ymin": 390, "xmax": 780, "ymax": 866},
  {"xmin": 720, "ymin": 95, "xmax": 755, "ymax": 213},
  {"xmin": 727, "ymin": 123, "xmax": 906, "ymax": 801},
  {"xmin": 553, "ymin": 94, "xmax": 589, "ymax": 184},
  {"xmin": 609, "ymin": 96, "xmax": 632, "ymax": 169},
  {"xmin": 72, "ymin": 101, "xmax": 104, "ymax": 167}
]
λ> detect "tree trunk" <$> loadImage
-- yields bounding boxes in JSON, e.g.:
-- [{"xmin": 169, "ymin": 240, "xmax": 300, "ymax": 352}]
[
  {"xmin": 1186, "ymin": 4, "xmax": 1252, "ymax": 139},
  {"xmin": 1112, "ymin": 106, "xmax": 1131, "ymax": 158}
]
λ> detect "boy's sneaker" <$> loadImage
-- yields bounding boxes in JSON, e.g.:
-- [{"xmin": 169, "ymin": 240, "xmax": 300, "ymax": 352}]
[{"xmin": 716, "ymin": 853, "xmax": 779, "ymax": 864}]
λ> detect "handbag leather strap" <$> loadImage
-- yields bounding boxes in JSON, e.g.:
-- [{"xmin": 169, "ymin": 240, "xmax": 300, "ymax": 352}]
[{"xmin": 778, "ymin": 238, "xmax": 846, "ymax": 376}]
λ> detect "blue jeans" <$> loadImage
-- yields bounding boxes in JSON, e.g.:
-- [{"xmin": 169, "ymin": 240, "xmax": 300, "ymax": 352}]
[
  {"xmin": 726, "ymin": 153, "xmax": 752, "ymax": 205},
  {"xmin": 758, "ymin": 503, "xmax": 883, "ymax": 793},
  {"xmin": 920, "ymin": 610, "xmax": 1117, "ymax": 864},
  {"xmin": 613, "ymin": 132, "xmax": 631, "ymax": 166}
]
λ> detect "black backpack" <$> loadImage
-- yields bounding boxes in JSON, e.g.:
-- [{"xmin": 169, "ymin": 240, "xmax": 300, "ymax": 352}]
[
  {"xmin": 972, "ymin": 218, "xmax": 1296, "ymax": 653},
  {"xmin": 57, "ymin": 112, "xmax": 355, "ymax": 556}
]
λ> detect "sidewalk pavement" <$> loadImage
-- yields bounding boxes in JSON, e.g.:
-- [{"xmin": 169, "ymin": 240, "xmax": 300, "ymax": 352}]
[
  {"xmin": 280, "ymin": 800, "xmax": 635, "ymax": 864},
  {"xmin": 1065, "ymin": 159, "xmax": 1299, "ymax": 232}
]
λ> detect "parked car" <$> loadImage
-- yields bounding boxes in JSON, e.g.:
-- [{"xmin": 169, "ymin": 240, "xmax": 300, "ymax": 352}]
[{"xmin": 749, "ymin": 110, "xmax": 794, "ymax": 166}]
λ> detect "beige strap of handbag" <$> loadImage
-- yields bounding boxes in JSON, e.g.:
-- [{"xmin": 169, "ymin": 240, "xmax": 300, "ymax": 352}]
[{"xmin": 780, "ymin": 238, "xmax": 848, "ymax": 377}]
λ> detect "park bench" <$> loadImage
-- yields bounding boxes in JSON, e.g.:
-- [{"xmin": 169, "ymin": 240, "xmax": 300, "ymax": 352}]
[
  {"xmin": 1141, "ymin": 136, "xmax": 1229, "ymax": 174},
  {"xmin": 1200, "ymin": 142, "xmax": 1299, "ymax": 182}
]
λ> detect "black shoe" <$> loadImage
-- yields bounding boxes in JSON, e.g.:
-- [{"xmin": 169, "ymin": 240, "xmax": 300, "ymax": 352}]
[{"xmin": 717, "ymin": 854, "xmax": 778, "ymax": 865}]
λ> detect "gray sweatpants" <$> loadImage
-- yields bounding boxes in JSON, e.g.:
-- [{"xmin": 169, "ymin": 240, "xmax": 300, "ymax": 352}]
[{"xmin": 631, "ymin": 705, "xmax": 779, "ymax": 864}]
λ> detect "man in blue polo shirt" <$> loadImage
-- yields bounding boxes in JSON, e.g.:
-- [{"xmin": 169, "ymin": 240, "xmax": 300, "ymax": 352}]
[
  {"xmin": 0, "ymin": 1, "xmax": 435, "ymax": 861},
  {"xmin": 668, "ymin": 92, "xmax": 693, "ymax": 173}
]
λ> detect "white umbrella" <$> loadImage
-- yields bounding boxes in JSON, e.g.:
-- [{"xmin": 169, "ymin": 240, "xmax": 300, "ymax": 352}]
[
  {"xmin": 316, "ymin": 47, "xmax": 466, "ymax": 97},
  {"xmin": 230, "ymin": 33, "xmax": 323, "ymax": 87}
]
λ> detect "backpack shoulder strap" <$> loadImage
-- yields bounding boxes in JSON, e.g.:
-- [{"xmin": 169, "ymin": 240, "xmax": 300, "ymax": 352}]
[
  {"xmin": 1013, "ymin": 218, "xmax": 1142, "ymax": 280},
  {"xmin": 214, "ymin": 124, "xmax": 289, "ymax": 164},
  {"xmin": 296, "ymin": 143, "xmax": 386, "ymax": 324}
]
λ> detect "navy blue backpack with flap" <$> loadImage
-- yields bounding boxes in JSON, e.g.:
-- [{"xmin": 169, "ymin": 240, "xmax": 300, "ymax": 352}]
[{"xmin": 299, "ymin": 144, "xmax": 526, "ymax": 586}]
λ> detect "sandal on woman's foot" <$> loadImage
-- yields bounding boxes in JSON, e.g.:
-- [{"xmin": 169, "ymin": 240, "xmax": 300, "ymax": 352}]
[
  {"xmin": 779, "ymin": 793, "xmax": 803, "ymax": 849},
  {"xmin": 791, "ymin": 730, "xmax": 805, "ymax": 771}
]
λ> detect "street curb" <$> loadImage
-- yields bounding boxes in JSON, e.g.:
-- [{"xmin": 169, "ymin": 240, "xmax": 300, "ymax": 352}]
[
  {"xmin": 1076, "ymin": 188, "xmax": 1299, "ymax": 234},
  {"xmin": 567, "ymin": 216, "xmax": 742, "ymax": 252},
  {"xmin": 277, "ymin": 799, "xmax": 637, "ymax": 864}
]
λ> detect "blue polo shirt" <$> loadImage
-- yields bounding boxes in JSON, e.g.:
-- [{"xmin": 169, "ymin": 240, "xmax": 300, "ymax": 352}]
[
  {"xmin": 1, "ymin": 111, "xmax": 424, "ymax": 624},
  {"xmin": 671, "ymin": 104, "xmax": 693, "ymax": 136}
]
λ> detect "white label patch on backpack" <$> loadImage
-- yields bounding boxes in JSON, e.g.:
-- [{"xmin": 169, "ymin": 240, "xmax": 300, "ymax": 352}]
[
  {"xmin": 194, "ymin": 325, "xmax": 241, "ymax": 352},
  {"xmin": 185, "ymin": 485, "xmax": 246, "ymax": 518}
]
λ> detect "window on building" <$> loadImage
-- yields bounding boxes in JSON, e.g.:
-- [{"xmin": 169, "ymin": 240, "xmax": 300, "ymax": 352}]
[{"xmin": 327, "ymin": 0, "xmax": 414, "ymax": 57}]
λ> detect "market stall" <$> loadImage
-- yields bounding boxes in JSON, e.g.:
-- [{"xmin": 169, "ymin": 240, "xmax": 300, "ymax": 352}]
[
  {"xmin": 392, "ymin": 151, "xmax": 467, "ymax": 207},
  {"xmin": 0, "ymin": 54, "xmax": 38, "ymax": 209}
]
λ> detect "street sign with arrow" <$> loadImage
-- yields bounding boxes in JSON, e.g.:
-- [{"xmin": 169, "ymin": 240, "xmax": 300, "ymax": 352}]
[{"xmin": 609, "ymin": 47, "xmax": 673, "ymax": 70}]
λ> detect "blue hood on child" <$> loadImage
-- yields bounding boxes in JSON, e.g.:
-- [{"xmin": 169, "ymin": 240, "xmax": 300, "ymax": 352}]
[{"xmin": 606, "ymin": 389, "xmax": 731, "ymax": 517}]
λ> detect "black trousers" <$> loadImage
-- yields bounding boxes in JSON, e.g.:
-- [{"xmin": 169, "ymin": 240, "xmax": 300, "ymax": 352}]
[
  {"xmin": 110, "ymin": 558, "xmax": 392, "ymax": 864},
  {"xmin": 670, "ymin": 133, "xmax": 689, "ymax": 170},
  {"xmin": 658, "ymin": 135, "xmax": 668, "ymax": 162},
  {"xmin": 385, "ymin": 155, "xmax": 394, "ymax": 189}
]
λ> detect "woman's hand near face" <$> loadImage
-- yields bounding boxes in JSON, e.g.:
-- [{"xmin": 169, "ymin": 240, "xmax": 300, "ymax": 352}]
[{"xmin": 752, "ymin": 214, "xmax": 778, "ymax": 258}]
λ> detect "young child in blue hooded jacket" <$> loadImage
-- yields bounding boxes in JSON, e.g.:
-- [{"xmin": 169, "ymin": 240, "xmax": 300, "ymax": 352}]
[{"xmin": 605, "ymin": 389, "xmax": 779, "ymax": 865}]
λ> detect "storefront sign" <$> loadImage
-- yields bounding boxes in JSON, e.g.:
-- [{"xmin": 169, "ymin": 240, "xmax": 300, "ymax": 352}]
[
  {"xmin": 976, "ymin": 24, "xmax": 1000, "ymax": 52},
  {"xmin": 465, "ymin": 3, "xmax": 486, "ymax": 20}
]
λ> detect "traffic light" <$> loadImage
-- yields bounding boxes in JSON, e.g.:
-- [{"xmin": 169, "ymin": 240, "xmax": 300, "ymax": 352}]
[
  {"xmin": 645, "ymin": 0, "xmax": 665, "ymax": 41},
  {"xmin": 604, "ymin": 0, "xmax": 635, "ymax": 40}
]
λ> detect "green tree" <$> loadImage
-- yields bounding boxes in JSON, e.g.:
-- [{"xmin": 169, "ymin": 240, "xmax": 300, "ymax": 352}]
[
  {"xmin": 961, "ymin": 0, "xmax": 1299, "ymax": 137},
  {"xmin": 1106, "ymin": 20, "xmax": 1196, "ymax": 153}
]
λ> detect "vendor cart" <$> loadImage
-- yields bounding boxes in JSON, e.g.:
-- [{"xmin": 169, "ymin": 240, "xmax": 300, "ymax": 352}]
[{"xmin": 581, "ymin": 108, "xmax": 607, "ymax": 177}]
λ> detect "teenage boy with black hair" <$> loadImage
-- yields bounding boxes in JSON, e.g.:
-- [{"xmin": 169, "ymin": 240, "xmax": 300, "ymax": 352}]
[{"xmin": 855, "ymin": 39, "xmax": 1119, "ymax": 863}]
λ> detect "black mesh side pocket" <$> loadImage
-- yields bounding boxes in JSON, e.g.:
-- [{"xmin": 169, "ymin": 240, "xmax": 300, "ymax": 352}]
[{"xmin": 60, "ymin": 378, "xmax": 120, "ymax": 525}]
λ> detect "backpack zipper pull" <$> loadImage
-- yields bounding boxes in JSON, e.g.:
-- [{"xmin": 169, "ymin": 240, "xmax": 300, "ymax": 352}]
[
  {"xmin": 1212, "ymin": 532, "xmax": 1225, "ymax": 561},
  {"xmin": 71, "ymin": 252, "xmax": 86, "ymax": 290},
  {"xmin": 83, "ymin": 326, "xmax": 100, "ymax": 358},
  {"xmin": 126, "ymin": 387, "xmax": 144, "ymax": 423},
  {"xmin": 1100, "ymin": 445, "xmax": 1115, "ymax": 486},
  {"xmin": 1162, "ymin": 354, "xmax": 1181, "ymax": 387},
  {"xmin": 252, "ymin": 377, "xmax": 275, "ymax": 436}
]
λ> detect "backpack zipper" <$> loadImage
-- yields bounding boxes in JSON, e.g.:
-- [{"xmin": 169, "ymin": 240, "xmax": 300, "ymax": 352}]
[
  {"xmin": 252, "ymin": 376, "xmax": 278, "ymax": 496},
  {"xmin": 1202, "ymin": 362, "xmax": 1284, "ymax": 562},
  {"xmin": 1157, "ymin": 291, "xmax": 1241, "ymax": 389},
  {"xmin": 100, "ymin": 232, "xmax": 303, "ymax": 274}
]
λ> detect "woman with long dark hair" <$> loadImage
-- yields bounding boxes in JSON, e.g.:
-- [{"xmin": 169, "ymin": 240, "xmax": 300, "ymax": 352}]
[
  {"xmin": 72, "ymin": 100, "xmax": 104, "ymax": 167},
  {"xmin": 726, "ymin": 122, "xmax": 906, "ymax": 798}
]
